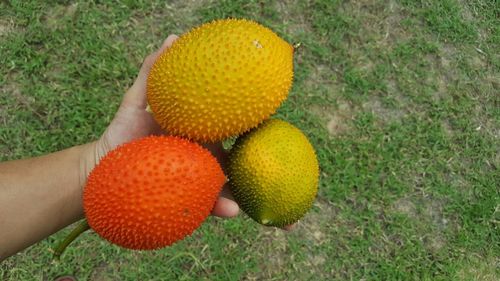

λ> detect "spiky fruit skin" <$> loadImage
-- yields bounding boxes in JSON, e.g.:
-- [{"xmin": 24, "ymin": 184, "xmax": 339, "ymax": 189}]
[
  {"xmin": 83, "ymin": 136, "xmax": 225, "ymax": 250},
  {"xmin": 228, "ymin": 119, "xmax": 319, "ymax": 227},
  {"xmin": 147, "ymin": 18, "xmax": 294, "ymax": 142}
]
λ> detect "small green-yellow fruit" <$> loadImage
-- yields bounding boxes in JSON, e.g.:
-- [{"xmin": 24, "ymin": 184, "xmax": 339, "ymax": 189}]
[
  {"xmin": 147, "ymin": 18, "xmax": 294, "ymax": 142},
  {"xmin": 228, "ymin": 119, "xmax": 319, "ymax": 227}
]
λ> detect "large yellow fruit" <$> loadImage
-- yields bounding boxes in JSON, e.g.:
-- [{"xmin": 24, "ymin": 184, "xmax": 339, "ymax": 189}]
[
  {"xmin": 147, "ymin": 19, "xmax": 294, "ymax": 142},
  {"xmin": 228, "ymin": 119, "xmax": 319, "ymax": 227}
]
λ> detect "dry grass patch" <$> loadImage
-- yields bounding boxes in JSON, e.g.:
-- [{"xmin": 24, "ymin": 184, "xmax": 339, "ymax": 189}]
[
  {"xmin": 457, "ymin": 254, "xmax": 499, "ymax": 281},
  {"xmin": 1, "ymin": 79, "xmax": 43, "ymax": 120},
  {"xmin": 0, "ymin": 18, "xmax": 14, "ymax": 37},
  {"xmin": 391, "ymin": 194, "xmax": 453, "ymax": 254},
  {"xmin": 392, "ymin": 197, "xmax": 417, "ymax": 217},
  {"xmin": 274, "ymin": 0, "xmax": 312, "ymax": 35},
  {"xmin": 310, "ymin": 99, "xmax": 354, "ymax": 136},
  {"xmin": 362, "ymin": 95, "xmax": 407, "ymax": 124},
  {"xmin": 44, "ymin": 3, "xmax": 78, "ymax": 30},
  {"xmin": 243, "ymin": 199, "xmax": 337, "ymax": 280}
]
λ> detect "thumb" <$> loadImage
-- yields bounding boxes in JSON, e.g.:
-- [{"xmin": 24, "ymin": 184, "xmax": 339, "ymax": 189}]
[{"xmin": 124, "ymin": 34, "xmax": 179, "ymax": 108}]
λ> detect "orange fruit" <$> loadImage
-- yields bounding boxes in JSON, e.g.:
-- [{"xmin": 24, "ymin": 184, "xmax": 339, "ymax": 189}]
[{"xmin": 83, "ymin": 136, "xmax": 225, "ymax": 250}]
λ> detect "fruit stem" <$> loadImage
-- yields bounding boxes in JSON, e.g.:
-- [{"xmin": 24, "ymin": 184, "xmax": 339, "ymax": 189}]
[
  {"xmin": 293, "ymin": 42, "xmax": 302, "ymax": 50},
  {"xmin": 53, "ymin": 219, "xmax": 90, "ymax": 260}
]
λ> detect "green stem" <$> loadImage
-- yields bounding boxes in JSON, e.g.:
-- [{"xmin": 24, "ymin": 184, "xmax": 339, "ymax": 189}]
[{"xmin": 53, "ymin": 219, "xmax": 90, "ymax": 260}]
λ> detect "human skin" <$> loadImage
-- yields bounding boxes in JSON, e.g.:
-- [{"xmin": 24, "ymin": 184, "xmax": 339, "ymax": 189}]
[
  {"xmin": 0, "ymin": 35, "xmax": 239, "ymax": 261},
  {"xmin": 0, "ymin": 35, "xmax": 294, "ymax": 261}
]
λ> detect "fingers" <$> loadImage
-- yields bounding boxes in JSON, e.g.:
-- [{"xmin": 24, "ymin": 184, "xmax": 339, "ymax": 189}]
[
  {"xmin": 137, "ymin": 34, "xmax": 179, "ymax": 81},
  {"xmin": 211, "ymin": 187, "xmax": 298, "ymax": 232},
  {"xmin": 211, "ymin": 184, "xmax": 239, "ymax": 218},
  {"xmin": 161, "ymin": 34, "xmax": 180, "ymax": 51},
  {"xmin": 210, "ymin": 184, "xmax": 297, "ymax": 233},
  {"xmin": 117, "ymin": 34, "xmax": 297, "ymax": 228},
  {"xmin": 205, "ymin": 143, "xmax": 238, "ymax": 218},
  {"xmin": 211, "ymin": 196, "xmax": 239, "ymax": 218},
  {"xmin": 124, "ymin": 34, "xmax": 179, "ymax": 108}
]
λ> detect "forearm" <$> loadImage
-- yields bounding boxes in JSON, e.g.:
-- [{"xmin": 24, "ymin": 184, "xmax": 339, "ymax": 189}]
[{"xmin": 0, "ymin": 142, "xmax": 98, "ymax": 261}]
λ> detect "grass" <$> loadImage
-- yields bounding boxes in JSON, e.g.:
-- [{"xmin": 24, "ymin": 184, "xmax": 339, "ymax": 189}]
[{"xmin": 1, "ymin": 0, "xmax": 499, "ymax": 280}]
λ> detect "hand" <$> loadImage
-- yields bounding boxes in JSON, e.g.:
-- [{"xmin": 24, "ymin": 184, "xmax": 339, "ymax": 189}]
[{"xmin": 81, "ymin": 35, "xmax": 239, "ymax": 218}]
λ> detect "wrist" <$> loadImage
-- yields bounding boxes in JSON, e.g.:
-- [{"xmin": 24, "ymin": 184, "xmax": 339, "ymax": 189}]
[{"xmin": 78, "ymin": 140, "xmax": 104, "ymax": 189}]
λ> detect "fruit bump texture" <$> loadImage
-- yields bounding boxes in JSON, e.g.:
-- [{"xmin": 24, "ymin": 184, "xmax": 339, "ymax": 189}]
[
  {"xmin": 83, "ymin": 136, "xmax": 225, "ymax": 250},
  {"xmin": 228, "ymin": 119, "xmax": 319, "ymax": 227},
  {"xmin": 147, "ymin": 18, "xmax": 294, "ymax": 142}
]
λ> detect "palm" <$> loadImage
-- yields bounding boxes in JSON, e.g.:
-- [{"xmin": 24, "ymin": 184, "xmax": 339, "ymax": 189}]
[
  {"xmin": 95, "ymin": 36, "xmax": 294, "ymax": 228},
  {"xmin": 100, "ymin": 98, "xmax": 163, "ymax": 152},
  {"xmin": 95, "ymin": 35, "xmax": 239, "ymax": 218}
]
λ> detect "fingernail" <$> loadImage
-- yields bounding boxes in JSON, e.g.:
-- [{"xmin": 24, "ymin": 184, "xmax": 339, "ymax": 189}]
[
  {"xmin": 225, "ymin": 199, "xmax": 239, "ymax": 216},
  {"xmin": 162, "ymin": 34, "xmax": 179, "ymax": 48}
]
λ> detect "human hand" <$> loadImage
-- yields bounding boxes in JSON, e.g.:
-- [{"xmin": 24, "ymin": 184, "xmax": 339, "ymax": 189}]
[{"xmin": 81, "ymin": 35, "xmax": 239, "ymax": 218}]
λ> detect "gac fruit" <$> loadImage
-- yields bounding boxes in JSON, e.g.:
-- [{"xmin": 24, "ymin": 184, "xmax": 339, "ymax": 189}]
[
  {"xmin": 83, "ymin": 136, "xmax": 225, "ymax": 250},
  {"xmin": 147, "ymin": 18, "xmax": 294, "ymax": 142},
  {"xmin": 228, "ymin": 119, "xmax": 319, "ymax": 227}
]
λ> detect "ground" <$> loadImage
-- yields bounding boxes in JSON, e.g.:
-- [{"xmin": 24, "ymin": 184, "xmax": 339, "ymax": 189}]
[{"xmin": 0, "ymin": 0, "xmax": 498, "ymax": 280}]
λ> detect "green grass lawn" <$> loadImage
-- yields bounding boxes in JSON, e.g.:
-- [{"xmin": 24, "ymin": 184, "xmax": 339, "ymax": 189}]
[{"xmin": 1, "ymin": 0, "xmax": 498, "ymax": 280}]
